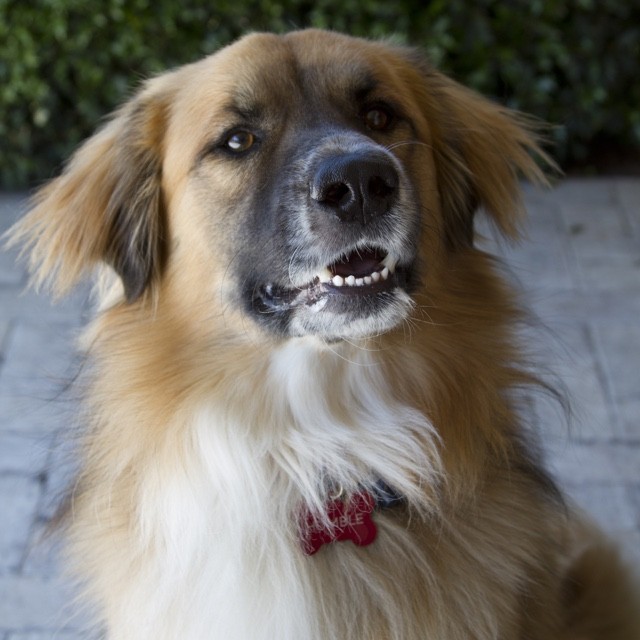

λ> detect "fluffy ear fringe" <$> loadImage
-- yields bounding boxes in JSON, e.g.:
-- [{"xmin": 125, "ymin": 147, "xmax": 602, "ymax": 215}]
[
  {"xmin": 432, "ymin": 75, "xmax": 557, "ymax": 242},
  {"xmin": 4, "ymin": 78, "xmax": 171, "ymax": 302},
  {"xmin": 400, "ymin": 51, "xmax": 558, "ymax": 246}
]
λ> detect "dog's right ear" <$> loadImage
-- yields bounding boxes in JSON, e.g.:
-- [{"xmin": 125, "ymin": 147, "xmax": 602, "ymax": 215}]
[{"xmin": 5, "ymin": 76, "xmax": 175, "ymax": 303}]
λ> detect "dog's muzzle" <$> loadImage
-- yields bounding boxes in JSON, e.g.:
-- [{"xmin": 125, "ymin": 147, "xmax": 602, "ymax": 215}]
[{"xmin": 244, "ymin": 136, "xmax": 419, "ymax": 339}]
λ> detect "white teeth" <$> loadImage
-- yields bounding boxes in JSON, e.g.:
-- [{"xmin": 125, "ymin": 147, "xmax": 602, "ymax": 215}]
[
  {"xmin": 329, "ymin": 268, "xmax": 391, "ymax": 287},
  {"xmin": 382, "ymin": 255, "xmax": 397, "ymax": 274},
  {"xmin": 324, "ymin": 254, "xmax": 397, "ymax": 288}
]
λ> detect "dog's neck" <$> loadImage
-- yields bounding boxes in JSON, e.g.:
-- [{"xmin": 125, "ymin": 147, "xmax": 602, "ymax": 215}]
[{"xmin": 190, "ymin": 338, "xmax": 441, "ymax": 518}]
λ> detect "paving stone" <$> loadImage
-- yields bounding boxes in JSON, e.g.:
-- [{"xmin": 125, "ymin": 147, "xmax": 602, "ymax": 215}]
[
  {"xmin": 561, "ymin": 203, "xmax": 631, "ymax": 251},
  {"xmin": 0, "ymin": 323, "xmax": 81, "ymax": 435},
  {"xmin": 38, "ymin": 435, "xmax": 81, "ymax": 522},
  {"xmin": 535, "ymin": 323, "xmax": 618, "ymax": 442},
  {"xmin": 0, "ymin": 574, "xmax": 87, "ymax": 631},
  {"xmin": 614, "ymin": 178, "xmax": 640, "ymax": 234},
  {"xmin": 617, "ymin": 398, "xmax": 640, "ymax": 442},
  {"xmin": 0, "ymin": 288, "xmax": 87, "ymax": 326},
  {"xmin": 545, "ymin": 442, "xmax": 640, "ymax": 485},
  {"xmin": 477, "ymin": 205, "xmax": 576, "ymax": 293},
  {"xmin": 505, "ymin": 244, "xmax": 576, "ymax": 293},
  {"xmin": 595, "ymin": 324, "xmax": 640, "ymax": 401},
  {"xmin": 21, "ymin": 521, "xmax": 66, "ymax": 579},
  {"xmin": 0, "ymin": 476, "xmax": 41, "ymax": 572},
  {"xmin": 0, "ymin": 196, "xmax": 29, "ymax": 287},
  {"xmin": 0, "ymin": 193, "xmax": 28, "ymax": 232},
  {"xmin": 0, "ymin": 432, "xmax": 51, "ymax": 475},
  {"xmin": 550, "ymin": 179, "xmax": 617, "ymax": 206},
  {"xmin": 0, "ymin": 250, "xmax": 25, "ymax": 287},
  {"xmin": 563, "ymin": 484, "xmax": 638, "ymax": 532},
  {"xmin": 522, "ymin": 312, "xmax": 625, "ymax": 443},
  {"xmin": 560, "ymin": 204, "xmax": 640, "ymax": 291},
  {"xmin": 534, "ymin": 289, "xmax": 640, "ymax": 324},
  {"xmin": 6, "ymin": 631, "xmax": 91, "ymax": 640},
  {"xmin": 573, "ymin": 254, "xmax": 640, "ymax": 292},
  {"xmin": 531, "ymin": 391, "xmax": 569, "ymax": 447},
  {"xmin": 614, "ymin": 529, "xmax": 640, "ymax": 573},
  {"xmin": 627, "ymin": 484, "xmax": 640, "ymax": 527},
  {"xmin": 0, "ymin": 319, "xmax": 11, "ymax": 357}
]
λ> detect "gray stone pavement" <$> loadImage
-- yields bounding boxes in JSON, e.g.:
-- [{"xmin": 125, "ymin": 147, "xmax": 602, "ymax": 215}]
[{"xmin": 0, "ymin": 180, "xmax": 639, "ymax": 637}]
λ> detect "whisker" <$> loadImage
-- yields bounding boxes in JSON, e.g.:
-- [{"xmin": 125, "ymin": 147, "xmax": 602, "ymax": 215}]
[
  {"xmin": 386, "ymin": 140, "xmax": 433, "ymax": 152},
  {"xmin": 321, "ymin": 340, "xmax": 382, "ymax": 366},
  {"xmin": 341, "ymin": 336, "xmax": 389, "ymax": 354},
  {"xmin": 287, "ymin": 245, "xmax": 305, "ymax": 288}
]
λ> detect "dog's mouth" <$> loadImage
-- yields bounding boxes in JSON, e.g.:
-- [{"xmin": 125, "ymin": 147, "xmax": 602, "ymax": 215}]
[
  {"xmin": 320, "ymin": 246, "xmax": 396, "ymax": 290},
  {"xmin": 257, "ymin": 245, "xmax": 411, "ymax": 313}
]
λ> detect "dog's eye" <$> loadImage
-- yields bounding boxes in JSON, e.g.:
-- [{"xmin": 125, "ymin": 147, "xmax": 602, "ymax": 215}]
[
  {"xmin": 224, "ymin": 130, "xmax": 256, "ymax": 153},
  {"xmin": 363, "ymin": 106, "xmax": 394, "ymax": 131}
]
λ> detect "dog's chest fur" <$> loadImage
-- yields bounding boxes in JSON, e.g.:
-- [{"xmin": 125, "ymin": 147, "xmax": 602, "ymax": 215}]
[{"xmin": 86, "ymin": 340, "xmax": 555, "ymax": 640}]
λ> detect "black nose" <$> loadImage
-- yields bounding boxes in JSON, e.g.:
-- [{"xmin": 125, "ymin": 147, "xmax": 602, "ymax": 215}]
[{"xmin": 310, "ymin": 152, "xmax": 399, "ymax": 225}]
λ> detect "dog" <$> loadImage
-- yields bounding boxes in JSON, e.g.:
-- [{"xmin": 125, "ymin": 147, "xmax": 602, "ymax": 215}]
[{"xmin": 7, "ymin": 29, "xmax": 640, "ymax": 640}]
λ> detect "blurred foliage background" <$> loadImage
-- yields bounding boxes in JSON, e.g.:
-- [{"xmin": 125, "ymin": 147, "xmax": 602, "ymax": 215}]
[{"xmin": 1, "ymin": 0, "xmax": 639, "ymax": 187}]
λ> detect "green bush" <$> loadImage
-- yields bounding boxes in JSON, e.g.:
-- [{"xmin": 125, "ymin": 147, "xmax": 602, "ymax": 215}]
[{"xmin": 1, "ymin": 0, "xmax": 639, "ymax": 187}]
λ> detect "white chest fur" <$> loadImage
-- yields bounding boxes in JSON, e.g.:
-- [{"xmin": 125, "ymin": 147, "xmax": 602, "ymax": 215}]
[{"xmin": 107, "ymin": 340, "xmax": 442, "ymax": 640}]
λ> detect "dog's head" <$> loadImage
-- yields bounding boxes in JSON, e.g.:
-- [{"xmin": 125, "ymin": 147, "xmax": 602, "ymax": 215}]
[{"xmin": 9, "ymin": 30, "xmax": 548, "ymax": 341}]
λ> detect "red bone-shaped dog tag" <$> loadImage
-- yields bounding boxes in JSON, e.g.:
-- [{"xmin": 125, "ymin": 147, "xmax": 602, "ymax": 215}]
[{"xmin": 301, "ymin": 491, "xmax": 377, "ymax": 555}]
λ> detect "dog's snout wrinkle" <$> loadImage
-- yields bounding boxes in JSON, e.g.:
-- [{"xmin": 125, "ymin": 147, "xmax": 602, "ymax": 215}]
[{"xmin": 311, "ymin": 152, "xmax": 399, "ymax": 225}]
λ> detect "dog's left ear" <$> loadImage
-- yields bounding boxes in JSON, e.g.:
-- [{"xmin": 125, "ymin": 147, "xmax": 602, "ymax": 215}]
[
  {"xmin": 403, "ymin": 54, "xmax": 554, "ymax": 247},
  {"xmin": 6, "ymin": 76, "xmax": 175, "ymax": 302}
]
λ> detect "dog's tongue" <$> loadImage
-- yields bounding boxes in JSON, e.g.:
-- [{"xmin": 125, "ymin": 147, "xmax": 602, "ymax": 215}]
[{"xmin": 329, "ymin": 248, "xmax": 385, "ymax": 278}]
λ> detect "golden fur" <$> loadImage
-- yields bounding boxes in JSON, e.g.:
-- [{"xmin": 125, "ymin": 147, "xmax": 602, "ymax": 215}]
[{"xmin": 7, "ymin": 29, "xmax": 640, "ymax": 639}]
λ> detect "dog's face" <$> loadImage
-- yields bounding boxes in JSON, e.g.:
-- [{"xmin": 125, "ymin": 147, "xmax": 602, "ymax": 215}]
[
  {"xmin": 178, "ymin": 31, "xmax": 429, "ymax": 339},
  {"xmin": 12, "ymin": 30, "xmax": 546, "ymax": 343}
]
